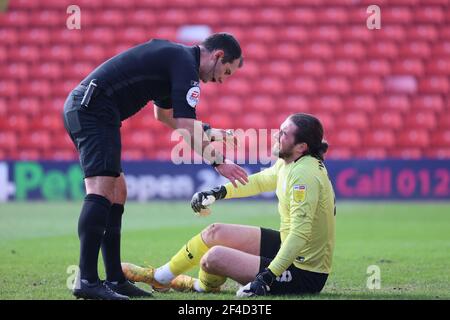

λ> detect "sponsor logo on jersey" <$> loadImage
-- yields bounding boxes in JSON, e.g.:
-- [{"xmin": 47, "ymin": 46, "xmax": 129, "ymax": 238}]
[
  {"xmin": 186, "ymin": 86, "xmax": 200, "ymax": 108},
  {"xmin": 293, "ymin": 184, "xmax": 306, "ymax": 202}
]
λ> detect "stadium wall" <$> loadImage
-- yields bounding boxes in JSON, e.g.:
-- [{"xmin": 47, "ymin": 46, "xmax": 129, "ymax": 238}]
[{"xmin": 0, "ymin": 160, "xmax": 449, "ymax": 202}]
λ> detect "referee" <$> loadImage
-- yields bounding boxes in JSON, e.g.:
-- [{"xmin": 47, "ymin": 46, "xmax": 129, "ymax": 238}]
[{"xmin": 63, "ymin": 33, "xmax": 248, "ymax": 300}]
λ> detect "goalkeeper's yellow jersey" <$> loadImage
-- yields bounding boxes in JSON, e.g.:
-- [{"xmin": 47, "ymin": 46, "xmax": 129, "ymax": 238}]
[{"xmin": 224, "ymin": 155, "xmax": 336, "ymax": 275}]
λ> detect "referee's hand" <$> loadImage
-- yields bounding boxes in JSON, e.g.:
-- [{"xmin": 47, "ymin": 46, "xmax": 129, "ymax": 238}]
[{"xmin": 215, "ymin": 159, "xmax": 248, "ymax": 188}]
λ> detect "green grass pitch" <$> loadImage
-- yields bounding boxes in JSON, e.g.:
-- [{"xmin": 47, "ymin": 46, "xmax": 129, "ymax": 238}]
[{"xmin": 0, "ymin": 201, "xmax": 449, "ymax": 300}]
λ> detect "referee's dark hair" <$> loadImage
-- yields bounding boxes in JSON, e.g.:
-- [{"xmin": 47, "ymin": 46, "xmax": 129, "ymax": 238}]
[
  {"xmin": 289, "ymin": 113, "xmax": 329, "ymax": 161},
  {"xmin": 202, "ymin": 32, "xmax": 244, "ymax": 67}
]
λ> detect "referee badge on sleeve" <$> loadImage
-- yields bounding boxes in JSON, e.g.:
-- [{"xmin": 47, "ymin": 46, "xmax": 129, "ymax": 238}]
[{"xmin": 293, "ymin": 184, "xmax": 306, "ymax": 202}]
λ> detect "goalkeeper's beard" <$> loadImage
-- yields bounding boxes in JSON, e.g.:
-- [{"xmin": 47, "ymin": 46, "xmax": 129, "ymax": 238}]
[{"xmin": 273, "ymin": 142, "xmax": 293, "ymax": 160}]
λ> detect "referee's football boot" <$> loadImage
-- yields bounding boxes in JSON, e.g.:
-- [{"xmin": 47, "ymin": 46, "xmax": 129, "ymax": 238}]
[
  {"xmin": 73, "ymin": 279, "xmax": 129, "ymax": 300},
  {"xmin": 104, "ymin": 279, "xmax": 153, "ymax": 298}
]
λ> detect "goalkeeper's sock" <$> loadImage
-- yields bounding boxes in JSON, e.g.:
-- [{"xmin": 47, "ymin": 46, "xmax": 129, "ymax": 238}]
[
  {"xmin": 154, "ymin": 263, "xmax": 175, "ymax": 285},
  {"xmin": 168, "ymin": 233, "xmax": 209, "ymax": 275},
  {"xmin": 101, "ymin": 203, "xmax": 126, "ymax": 283},
  {"xmin": 198, "ymin": 268, "xmax": 226, "ymax": 292},
  {"xmin": 78, "ymin": 194, "xmax": 111, "ymax": 283}
]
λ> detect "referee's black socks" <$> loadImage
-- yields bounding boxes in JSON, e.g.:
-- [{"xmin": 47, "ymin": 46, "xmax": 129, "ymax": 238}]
[
  {"xmin": 78, "ymin": 194, "xmax": 111, "ymax": 283},
  {"xmin": 102, "ymin": 203, "xmax": 126, "ymax": 283}
]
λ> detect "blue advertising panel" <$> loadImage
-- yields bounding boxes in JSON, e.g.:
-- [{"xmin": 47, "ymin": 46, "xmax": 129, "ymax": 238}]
[{"xmin": 0, "ymin": 160, "xmax": 449, "ymax": 201}]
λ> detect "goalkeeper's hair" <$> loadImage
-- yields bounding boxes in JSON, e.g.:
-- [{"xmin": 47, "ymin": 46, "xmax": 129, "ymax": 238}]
[
  {"xmin": 289, "ymin": 113, "xmax": 329, "ymax": 161},
  {"xmin": 202, "ymin": 32, "xmax": 243, "ymax": 67}
]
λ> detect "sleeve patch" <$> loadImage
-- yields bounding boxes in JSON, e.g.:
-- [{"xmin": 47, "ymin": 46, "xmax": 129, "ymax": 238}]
[
  {"xmin": 186, "ymin": 86, "xmax": 200, "ymax": 108},
  {"xmin": 293, "ymin": 184, "xmax": 307, "ymax": 202}
]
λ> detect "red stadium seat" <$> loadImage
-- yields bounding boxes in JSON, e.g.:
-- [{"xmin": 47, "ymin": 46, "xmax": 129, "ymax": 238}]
[
  {"xmin": 310, "ymin": 26, "xmax": 341, "ymax": 42},
  {"xmin": 285, "ymin": 8, "xmax": 316, "ymax": 25},
  {"xmin": 31, "ymin": 63, "xmax": 62, "ymax": 80},
  {"xmin": 360, "ymin": 60, "xmax": 391, "ymax": 76},
  {"xmin": 400, "ymin": 41, "xmax": 430, "ymax": 58},
  {"xmin": 397, "ymin": 129, "xmax": 430, "ymax": 148},
  {"xmin": 0, "ymin": 132, "xmax": 18, "ymax": 152},
  {"xmin": 326, "ymin": 147, "xmax": 353, "ymax": 160},
  {"xmin": 159, "ymin": 9, "xmax": 188, "ymax": 26},
  {"xmin": 17, "ymin": 98, "xmax": 41, "ymax": 117},
  {"xmin": 357, "ymin": 148, "xmax": 388, "ymax": 159},
  {"xmin": 328, "ymin": 129, "xmax": 361, "ymax": 148},
  {"xmin": 211, "ymin": 96, "xmax": 241, "ymax": 115},
  {"xmin": 302, "ymin": 42, "xmax": 333, "ymax": 59},
  {"xmin": 405, "ymin": 112, "xmax": 437, "ymax": 130},
  {"xmin": 9, "ymin": 45, "xmax": 40, "ymax": 63},
  {"xmin": 17, "ymin": 150, "xmax": 42, "ymax": 161},
  {"xmin": 45, "ymin": 149, "xmax": 77, "ymax": 161},
  {"xmin": 414, "ymin": 6, "xmax": 445, "ymax": 23},
  {"xmin": 379, "ymin": 95, "xmax": 410, "ymax": 112},
  {"xmin": 317, "ymin": 7, "xmax": 348, "ymax": 25},
  {"xmin": 426, "ymin": 58, "xmax": 450, "ymax": 75},
  {"xmin": 268, "ymin": 61, "xmax": 293, "ymax": 78},
  {"xmin": 372, "ymin": 111, "xmax": 404, "ymax": 130},
  {"xmin": 412, "ymin": 95, "xmax": 444, "ymax": 112},
  {"xmin": 0, "ymin": 81, "xmax": 19, "ymax": 98},
  {"xmin": 374, "ymin": 25, "xmax": 406, "ymax": 42},
  {"xmin": 32, "ymin": 10, "xmax": 63, "ymax": 28},
  {"xmin": 294, "ymin": 60, "xmax": 325, "ymax": 77},
  {"xmin": 238, "ymin": 113, "xmax": 268, "ymax": 129},
  {"xmin": 337, "ymin": 112, "xmax": 369, "ymax": 130},
  {"xmin": 122, "ymin": 149, "xmax": 145, "ymax": 161},
  {"xmin": 390, "ymin": 148, "xmax": 423, "ymax": 159},
  {"xmin": 208, "ymin": 114, "xmax": 234, "ymax": 129},
  {"xmin": 432, "ymin": 42, "xmax": 450, "ymax": 56},
  {"xmin": 383, "ymin": 7, "xmax": 412, "ymax": 24},
  {"xmin": 122, "ymin": 131, "xmax": 154, "ymax": 150},
  {"xmin": 419, "ymin": 77, "xmax": 449, "ymax": 94},
  {"xmin": 431, "ymin": 130, "xmax": 450, "ymax": 148},
  {"xmin": 255, "ymin": 9, "xmax": 285, "ymax": 25},
  {"xmin": 247, "ymin": 95, "xmax": 275, "ymax": 113},
  {"xmin": 319, "ymin": 77, "xmax": 351, "ymax": 95},
  {"xmin": 311, "ymin": 96, "xmax": 343, "ymax": 114},
  {"xmin": 270, "ymin": 43, "xmax": 299, "ymax": 60},
  {"xmin": 279, "ymin": 96, "xmax": 310, "ymax": 114},
  {"xmin": 19, "ymin": 131, "xmax": 52, "ymax": 151},
  {"xmin": 44, "ymin": 45, "xmax": 72, "ymax": 62},
  {"xmin": 327, "ymin": 60, "xmax": 358, "ymax": 77},
  {"xmin": 392, "ymin": 59, "xmax": 424, "ymax": 76},
  {"xmin": 313, "ymin": 113, "xmax": 335, "ymax": 132},
  {"xmin": 287, "ymin": 77, "xmax": 317, "ymax": 95},
  {"xmin": 408, "ymin": 25, "xmax": 438, "ymax": 41},
  {"xmin": 352, "ymin": 77, "xmax": 383, "ymax": 94},
  {"xmin": 344, "ymin": 95, "xmax": 377, "ymax": 114},
  {"xmin": 223, "ymin": 9, "xmax": 253, "ymax": 26},
  {"xmin": 253, "ymin": 78, "xmax": 284, "ymax": 95},
  {"xmin": 437, "ymin": 114, "xmax": 450, "ymax": 129},
  {"xmin": 0, "ymin": 28, "xmax": 18, "ymax": 45},
  {"xmin": 3, "ymin": 63, "xmax": 28, "ymax": 80},
  {"xmin": 367, "ymin": 41, "xmax": 398, "ymax": 59},
  {"xmin": 278, "ymin": 26, "xmax": 309, "ymax": 43},
  {"xmin": 425, "ymin": 148, "xmax": 450, "ymax": 159},
  {"xmin": 334, "ymin": 41, "xmax": 366, "ymax": 59}
]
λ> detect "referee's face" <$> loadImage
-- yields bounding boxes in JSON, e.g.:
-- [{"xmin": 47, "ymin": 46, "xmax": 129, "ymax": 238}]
[{"xmin": 201, "ymin": 51, "xmax": 240, "ymax": 84}]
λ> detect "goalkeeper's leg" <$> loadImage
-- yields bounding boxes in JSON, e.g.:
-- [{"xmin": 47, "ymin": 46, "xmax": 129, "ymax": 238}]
[
  {"xmin": 122, "ymin": 223, "xmax": 261, "ymax": 290},
  {"xmin": 153, "ymin": 223, "xmax": 262, "ymax": 285}
]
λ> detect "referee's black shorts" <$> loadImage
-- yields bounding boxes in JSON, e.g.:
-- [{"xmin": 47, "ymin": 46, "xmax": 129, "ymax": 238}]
[
  {"xmin": 259, "ymin": 227, "xmax": 329, "ymax": 295},
  {"xmin": 63, "ymin": 85, "xmax": 122, "ymax": 178}
]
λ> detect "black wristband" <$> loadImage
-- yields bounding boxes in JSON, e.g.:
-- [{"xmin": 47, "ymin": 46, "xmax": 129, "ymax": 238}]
[
  {"xmin": 202, "ymin": 123, "xmax": 211, "ymax": 133},
  {"xmin": 210, "ymin": 154, "xmax": 226, "ymax": 167}
]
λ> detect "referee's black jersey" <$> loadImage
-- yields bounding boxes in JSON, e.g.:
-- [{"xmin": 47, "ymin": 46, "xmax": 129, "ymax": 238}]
[{"xmin": 80, "ymin": 39, "xmax": 201, "ymax": 121}]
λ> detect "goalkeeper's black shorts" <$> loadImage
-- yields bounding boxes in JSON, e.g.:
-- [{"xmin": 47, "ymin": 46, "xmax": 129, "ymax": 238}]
[
  {"xmin": 259, "ymin": 227, "xmax": 328, "ymax": 295},
  {"xmin": 63, "ymin": 85, "xmax": 122, "ymax": 178}
]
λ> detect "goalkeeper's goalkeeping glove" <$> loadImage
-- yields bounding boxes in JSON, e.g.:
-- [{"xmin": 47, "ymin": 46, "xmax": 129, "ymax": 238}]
[{"xmin": 191, "ymin": 186, "xmax": 227, "ymax": 216}]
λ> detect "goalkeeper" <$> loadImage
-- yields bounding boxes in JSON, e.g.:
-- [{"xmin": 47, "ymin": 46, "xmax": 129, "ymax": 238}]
[{"xmin": 122, "ymin": 113, "xmax": 336, "ymax": 296}]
